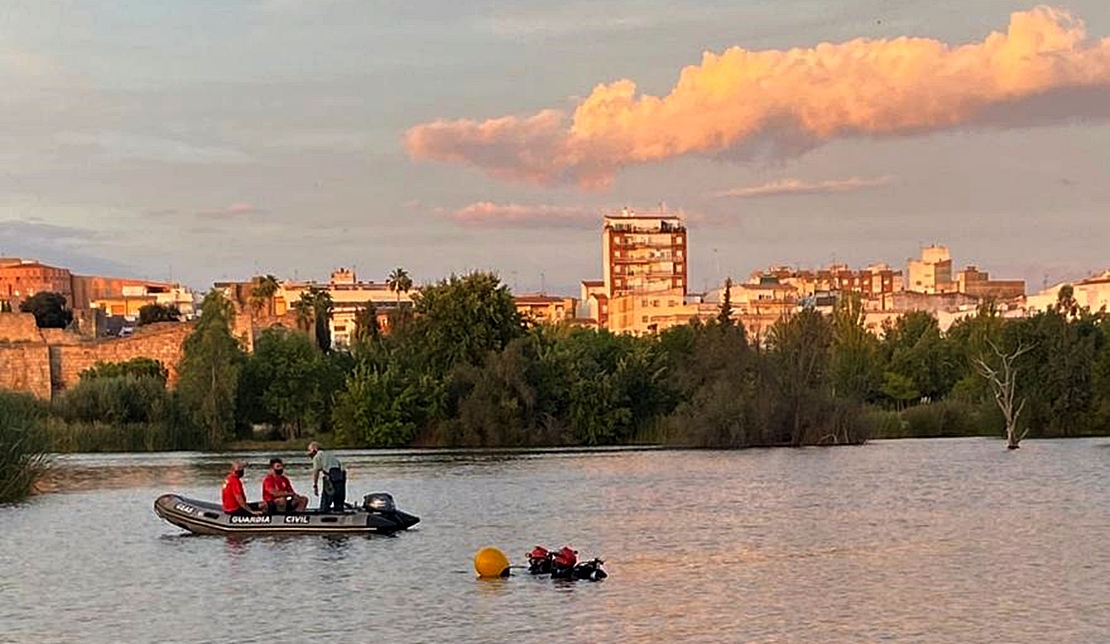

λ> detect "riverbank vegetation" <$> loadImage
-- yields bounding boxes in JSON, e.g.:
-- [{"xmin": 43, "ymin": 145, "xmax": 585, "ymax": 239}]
[
  {"xmin": 7, "ymin": 276, "xmax": 1110, "ymax": 454},
  {"xmin": 0, "ymin": 392, "xmax": 49, "ymax": 503}
]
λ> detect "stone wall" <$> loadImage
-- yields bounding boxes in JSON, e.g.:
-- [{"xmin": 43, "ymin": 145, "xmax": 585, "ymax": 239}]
[
  {"xmin": 0, "ymin": 343, "xmax": 52, "ymax": 399},
  {"xmin": 0, "ymin": 312, "xmax": 42, "ymax": 343},
  {"xmin": 0, "ymin": 312, "xmax": 195, "ymax": 399},
  {"xmin": 231, "ymin": 305, "xmax": 304, "ymax": 352},
  {"xmin": 53, "ymin": 322, "xmax": 195, "ymax": 392}
]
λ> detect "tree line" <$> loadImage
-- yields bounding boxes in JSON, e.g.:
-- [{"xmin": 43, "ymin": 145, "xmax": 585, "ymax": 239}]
[{"xmin": 4, "ymin": 274, "xmax": 1108, "ymax": 459}]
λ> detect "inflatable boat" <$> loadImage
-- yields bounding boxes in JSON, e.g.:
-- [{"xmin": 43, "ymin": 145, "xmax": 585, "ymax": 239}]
[{"xmin": 154, "ymin": 492, "xmax": 420, "ymax": 536}]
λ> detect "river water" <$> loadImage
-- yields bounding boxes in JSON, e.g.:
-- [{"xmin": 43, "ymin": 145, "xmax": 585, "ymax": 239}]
[{"xmin": 1, "ymin": 438, "xmax": 1108, "ymax": 644}]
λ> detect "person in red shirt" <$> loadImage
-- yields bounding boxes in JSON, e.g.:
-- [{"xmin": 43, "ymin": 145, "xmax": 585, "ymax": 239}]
[
  {"xmin": 221, "ymin": 460, "xmax": 265, "ymax": 516},
  {"xmin": 262, "ymin": 457, "xmax": 308, "ymax": 514}
]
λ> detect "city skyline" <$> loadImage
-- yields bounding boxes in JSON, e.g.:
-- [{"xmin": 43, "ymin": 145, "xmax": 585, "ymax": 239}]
[{"xmin": 2, "ymin": 1, "xmax": 1109, "ymax": 295}]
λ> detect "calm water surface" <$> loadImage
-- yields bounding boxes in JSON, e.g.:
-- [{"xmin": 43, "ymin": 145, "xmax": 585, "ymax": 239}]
[{"xmin": 2, "ymin": 439, "xmax": 1109, "ymax": 644}]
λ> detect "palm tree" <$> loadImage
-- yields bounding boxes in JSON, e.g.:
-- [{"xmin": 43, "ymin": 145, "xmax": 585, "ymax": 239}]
[
  {"xmin": 250, "ymin": 274, "xmax": 280, "ymax": 317},
  {"xmin": 292, "ymin": 293, "xmax": 314, "ymax": 334},
  {"xmin": 387, "ymin": 267, "xmax": 413, "ymax": 308},
  {"xmin": 309, "ymin": 287, "xmax": 334, "ymax": 351}
]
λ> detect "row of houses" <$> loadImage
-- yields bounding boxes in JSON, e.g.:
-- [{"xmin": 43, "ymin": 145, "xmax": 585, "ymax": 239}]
[
  {"xmin": 1, "ymin": 257, "xmax": 198, "ymax": 337},
  {"xmin": 215, "ymin": 268, "xmax": 416, "ymax": 350},
  {"xmin": 537, "ymin": 211, "xmax": 1103, "ymax": 338},
  {"xmin": 8, "ymin": 216, "xmax": 1106, "ymax": 346}
]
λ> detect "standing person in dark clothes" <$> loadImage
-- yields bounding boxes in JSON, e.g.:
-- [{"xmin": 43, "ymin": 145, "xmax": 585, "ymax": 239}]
[{"xmin": 307, "ymin": 442, "xmax": 346, "ymax": 512}]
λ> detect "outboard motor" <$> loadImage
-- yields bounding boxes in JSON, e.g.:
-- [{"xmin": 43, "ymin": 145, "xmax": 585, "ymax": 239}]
[
  {"xmin": 362, "ymin": 493, "xmax": 395, "ymax": 513},
  {"xmin": 550, "ymin": 546, "xmax": 579, "ymax": 580},
  {"xmin": 572, "ymin": 558, "xmax": 607, "ymax": 581},
  {"xmin": 526, "ymin": 546, "xmax": 553, "ymax": 574}
]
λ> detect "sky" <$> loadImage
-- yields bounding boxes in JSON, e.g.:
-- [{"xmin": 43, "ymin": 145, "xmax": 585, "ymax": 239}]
[{"xmin": 2, "ymin": 0, "xmax": 1109, "ymax": 295}]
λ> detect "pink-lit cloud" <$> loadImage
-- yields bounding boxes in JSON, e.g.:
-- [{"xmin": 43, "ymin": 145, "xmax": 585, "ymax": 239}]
[
  {"xmin": 712, "ymin": 176, "xmax": 892, "ymax": 199},
  {"xmin": 146, "ymin": 202, "xmax": 267, "ymax": 219},
  {"xmin": 405, "ymin": 6, "xmax": 1110, "ymax": 189},
  {"xmin": 441, "ymin": 201, "xmax": 599, "ymax": 227},
  {"xmin": 198, "ymin": 202, "xmax": 266, "ymax": 218}
]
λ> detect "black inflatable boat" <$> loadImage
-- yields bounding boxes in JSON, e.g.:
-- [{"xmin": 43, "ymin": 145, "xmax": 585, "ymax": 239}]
[{"xmin": 154, "ymin": 492, "xmax": 420, "ymax": 536}]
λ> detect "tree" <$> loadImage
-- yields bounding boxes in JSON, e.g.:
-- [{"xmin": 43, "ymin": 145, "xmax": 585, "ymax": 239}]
[
  {"xmin": 292, "ymin": 294, "xmax": 314, "ymax": 333},
  {"xmin": 880, "ymin": 371, "xmax": 919, "ymax": 410},
  {"xmin": 1054, "ymin": 284, "xmax": 1080, "ymax": 319},
  {"xmin": 352, "ymin": 301, "xmax": 380, "ymax": 344},
  {"xmin": 309, "ymin": 287, "xmax": 333, "ymax": 352},
  {"xmin": 880, "ymin": 311, "xmax": 959, "ymax": 402},
  {"xmin": 766, "ymin": 308, "xmax": 834, "ymax": 443},
  {"xmin": 19, "ymin": 292, "xmax": 72, "ymax": 328},
  {"xmin": 250, "ymin": 274, "xmax": 280, "ymax": 317},
  {"xmin": 176, "ymin": 290, "xmax": 245, "ymax": 448},
  {"xmin": 333, "ymin": 362, "xmax": 435, "ymax": 447},
  {"xmin": 830, "ymin": 292, "xmax": 881, "ymax": 402},
  {"xmin": 387, "ymin": 267, "xmax": 413, "ymax": 307},
  {"xmin": 716, "ymin": 277, "xmax": 734, "ymax": 327},
  {"xmin": 1006, "ymin": 310, "xmax": 1102, "ymax": 436},
  {"xmin": 138, "ymin": 303, "xmax": 181, "ymax": 326},
  {"xmin": 408, "ymin": 271, "xmax": 524, "ymax": 375},
  {"xmin": 239, "ymin": 328, "xmax": 327, "ymax": 439},
  {"xmin": 292, "ymin": 286, "xmax": 333, "ymax": 351},
  {"xmin": 947, "ymin": 300, "xmax": 1004, "ymax": 400},
  {"xmin": 973, "ymin": 339, "xmax": 1034, "ymax": 449},
  {"xmin": 662, "ymin": 317, "xmax": 763, "ymax": 447}
]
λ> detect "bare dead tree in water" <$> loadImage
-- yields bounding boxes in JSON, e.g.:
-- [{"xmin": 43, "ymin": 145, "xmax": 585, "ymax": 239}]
[{"xmin": 972, "ymin": 339, "xmax": 1034, "ymax": 449}]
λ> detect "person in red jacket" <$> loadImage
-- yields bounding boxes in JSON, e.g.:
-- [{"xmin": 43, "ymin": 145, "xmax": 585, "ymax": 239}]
[
  {"xmin": 221, "ymin": 460, "xmax": 265, "ymax": 517},
  {"xmin": 262, "ymin": 457, "xmax": 308, "ymax": 514}
]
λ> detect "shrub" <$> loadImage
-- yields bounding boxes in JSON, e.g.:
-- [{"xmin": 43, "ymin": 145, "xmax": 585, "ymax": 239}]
[
  {"xmin": 54, "ymin": 375, "xmax": 173, "ymax": 425},
  {"xmin": 900, "ymin": 400, "xmax": 990, "ymax": 438},
  {"xmin": 80, "ymin": 358, "xmax": 169, "ymax": 385},
  {"xmin": 0, "ymin": 392, "xmax": 49, "ymax": 503}
]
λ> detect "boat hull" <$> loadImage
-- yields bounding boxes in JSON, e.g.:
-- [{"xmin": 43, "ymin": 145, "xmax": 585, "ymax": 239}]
[{"xmin": 154, "ymin": 494, "xmax": 420, "ymax": 536}]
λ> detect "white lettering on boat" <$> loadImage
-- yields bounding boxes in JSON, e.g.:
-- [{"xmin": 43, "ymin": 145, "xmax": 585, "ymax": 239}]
[
  {"xmin": 284, "ymin": 516, "xmax": 309, "ymax": 524},
  {"xmin": 229, "ymin": 515, "xmax": 272, "ymax": 524},
  {"xmin": 174, "ymin": 503, "xmax": 196, "ymax": 514}
]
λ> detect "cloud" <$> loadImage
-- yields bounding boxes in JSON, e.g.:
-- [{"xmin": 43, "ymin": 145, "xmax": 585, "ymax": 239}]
[
  {"xmin": 208, "ymin": 202, "xmax": 264, "ymax": 217},
  {"xmin": 441, "ymin": 201, "xmax": 600, "ymax": 228},
  {"xmin": 405, "ymin": 6, "xmax": 1110, "ymax": 189},
  {"xmin": 55, "ymin": 131, "xmax": 252, "ymax": 165},
  {"xmin": 712, "ymin": 176, "xmax": 891, "ymax": 199},
  {"xmin": 0, "ymin": 220, "xmax": 98, "ymax": 242},
  {"xmin": 146, "ymin": 202, "xmax": 267, "ymax": 219},
  {"xmin": 0, "ymin": 220, "xmax": 135, "ymax": 277}
]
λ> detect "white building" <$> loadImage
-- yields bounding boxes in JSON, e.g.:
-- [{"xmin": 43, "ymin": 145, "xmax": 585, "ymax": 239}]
[
  {"xmin": 281, "ymin": 268, "xmax": 416, "ymax": 349},
  {"xmin": 1025, "ymin": 270, "xmax": 1110, "ymax": 314}
]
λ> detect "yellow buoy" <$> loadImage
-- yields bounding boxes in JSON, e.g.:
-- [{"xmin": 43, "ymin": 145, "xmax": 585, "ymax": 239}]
[{"xmin": 473, "ymin": 546, "xmax": 511, "ymax": 578}]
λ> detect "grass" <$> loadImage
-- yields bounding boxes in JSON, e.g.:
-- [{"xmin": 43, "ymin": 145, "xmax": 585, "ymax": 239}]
[{"xmin": 0, "ymin": 392, "xmax": 50, "ymax": 503}]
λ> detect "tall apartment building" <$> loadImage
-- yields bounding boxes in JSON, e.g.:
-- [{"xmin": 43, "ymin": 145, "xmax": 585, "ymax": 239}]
[
  {"xmin": 907, "ymin": 245, "xmax": 954, "ymax": 294},
  {"xmin": 597, "ymin": 208, "xmax": 698, "ymax": 335},
  {"xmin": 602, "ymin": 208, "xmax": 687, "ymax": 298}
]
